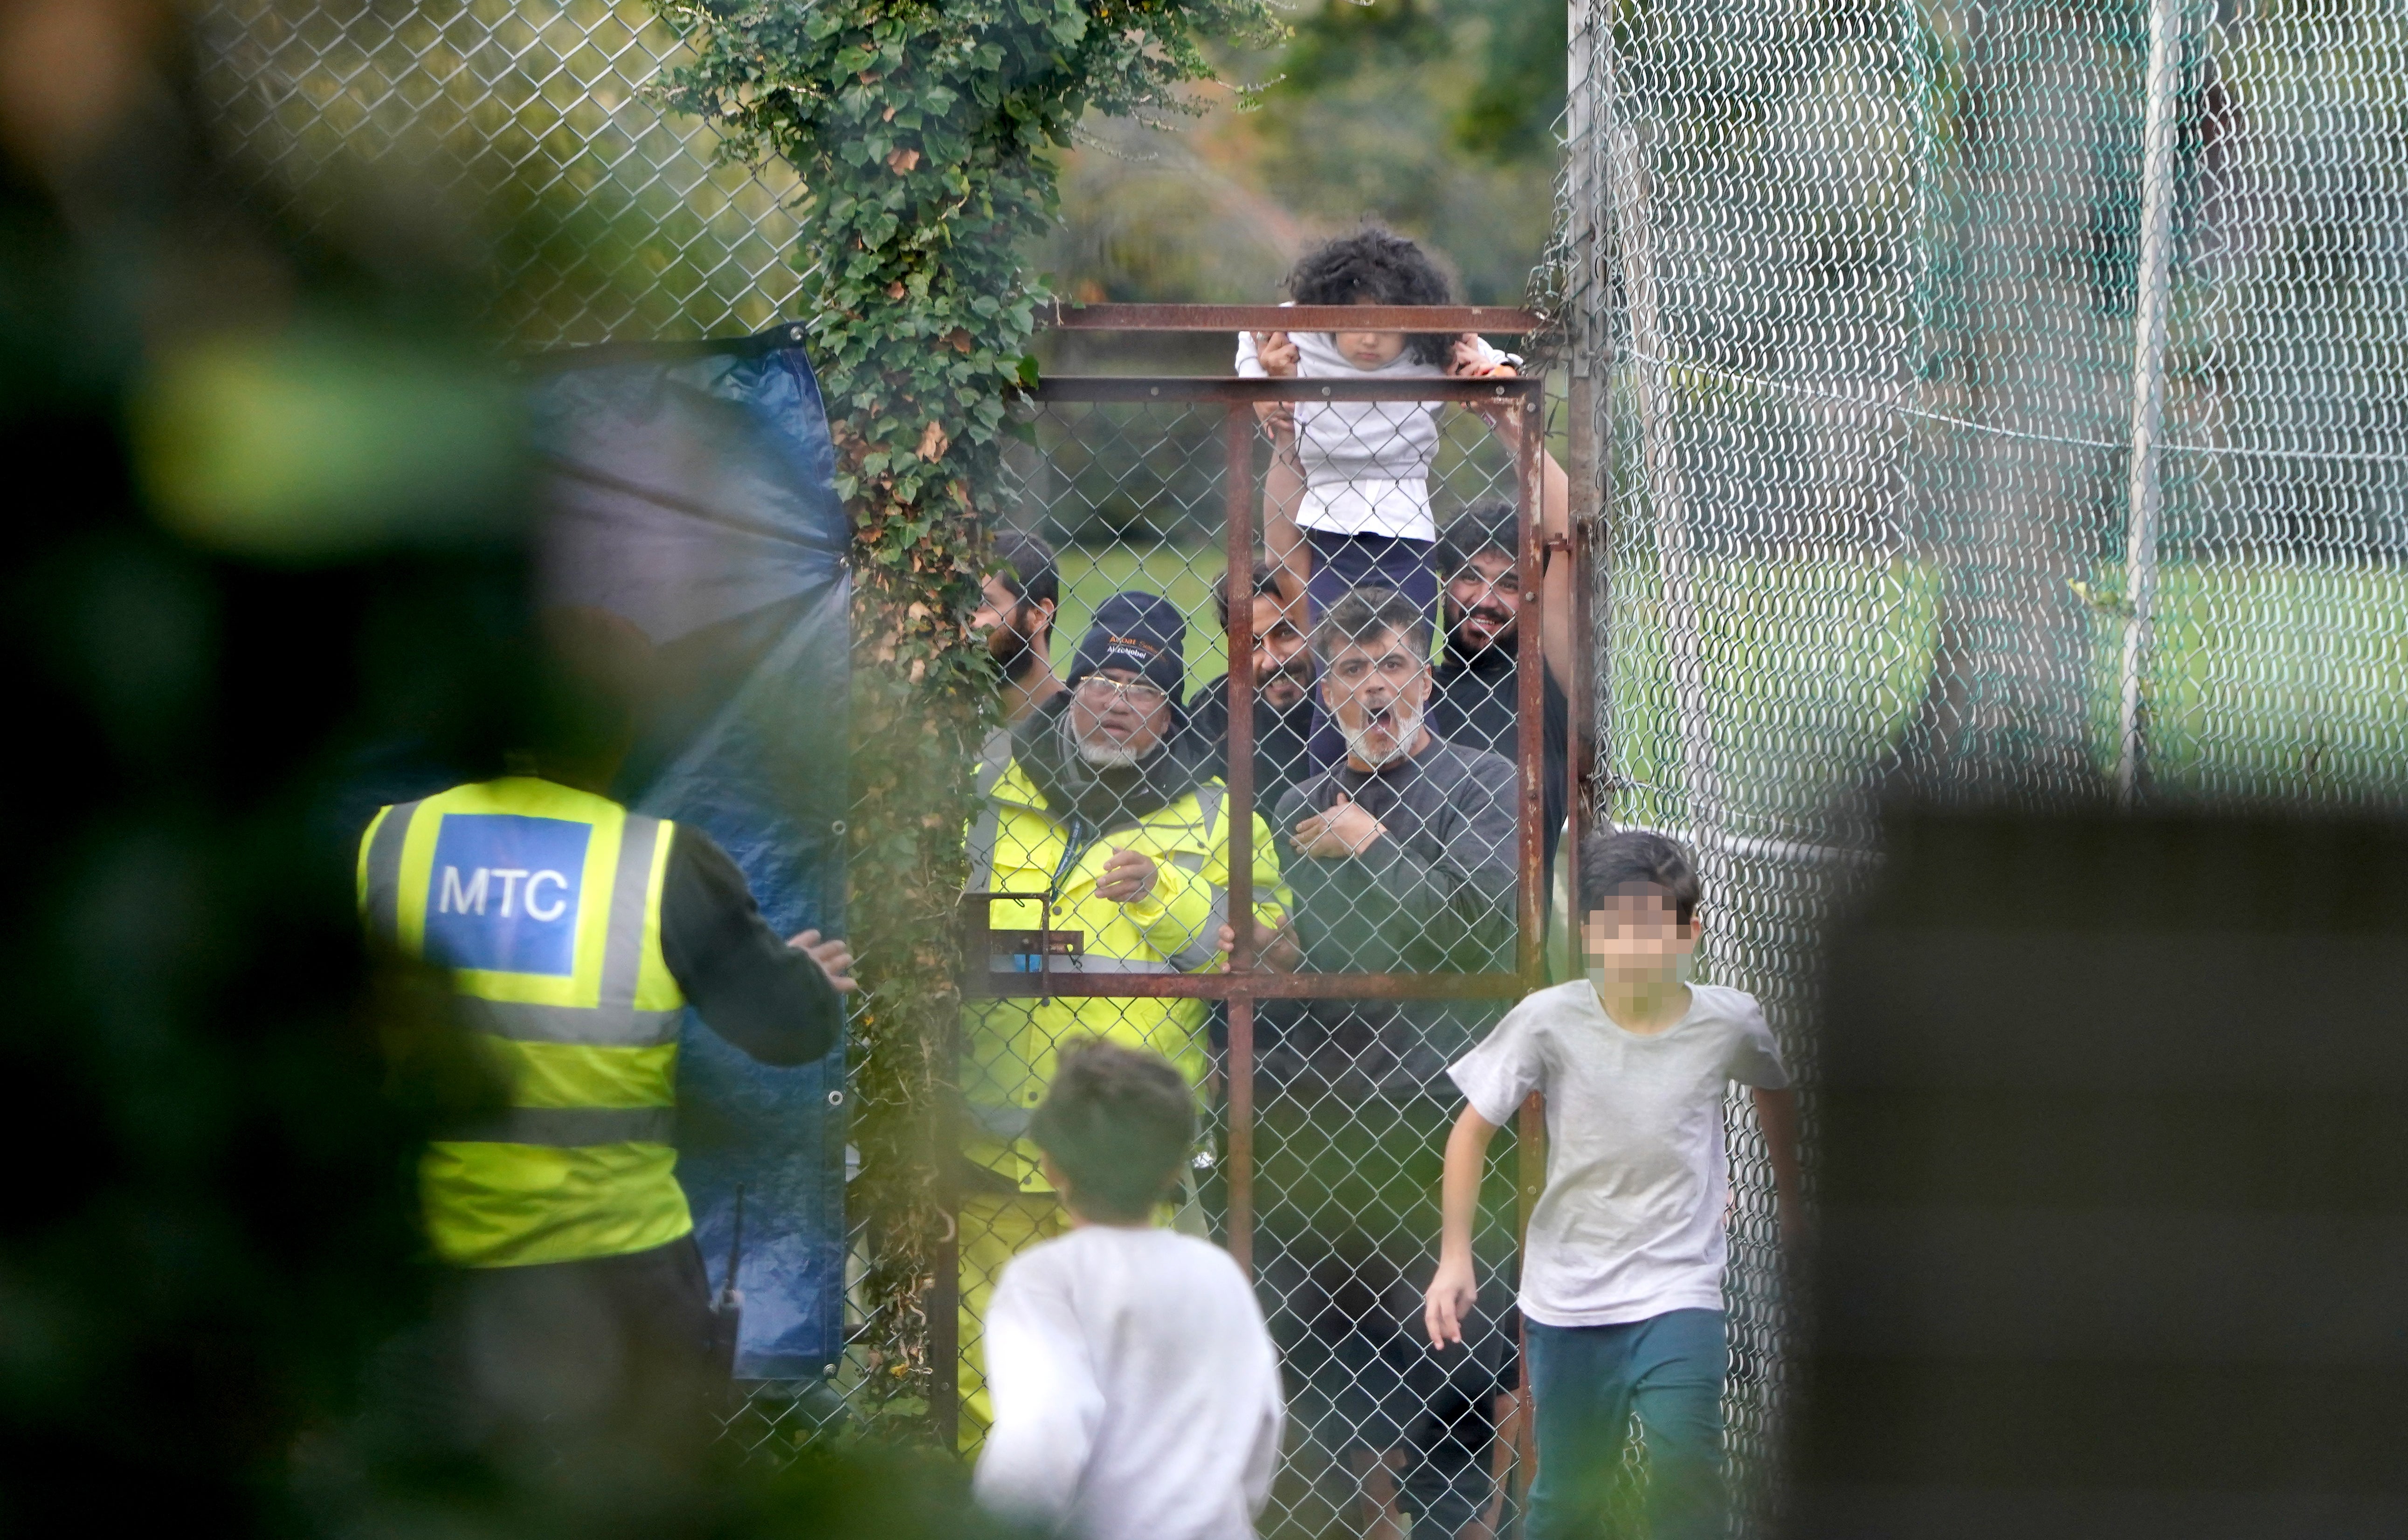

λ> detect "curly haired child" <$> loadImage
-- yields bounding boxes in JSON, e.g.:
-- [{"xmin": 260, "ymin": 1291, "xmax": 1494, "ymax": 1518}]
[{"xmin": 1235, "ymin": 227, "xmax": 1520, "ymax": 627}]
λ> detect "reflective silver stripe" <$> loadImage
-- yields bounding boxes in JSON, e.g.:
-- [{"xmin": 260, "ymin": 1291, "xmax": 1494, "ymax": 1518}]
[
  {"xmin": 990, "ymin": 955, "xmax": 1175, "ymax": 976},
  {"xmin": 1167, "ymin": 884, "xmax": 1230, "ymax": 973},
  {"xmin": 968, "ymin": 802, "xmax": 1003, "ymax": 892},
  {"xmin": 363, "ymin": 799, "xmax": 421, "ymax": 948},
  {"xmin": 458, "ymin": 997, "xmax": 684, "ymax": 1048},
  {"xmin": 1194, "ymin": 784, "xmax": 1224, "ymax": 843},
  {"xmin": 1161, "ymin": 784, "xmax": 1223, "ymax": 970},
  {"xmin": 600, "ymin": 813, "xmax": 663, "ymax": 1011},
  {"xmin": 974, "ymin": 726, "xmax": 1013, "ymax": 800},
  {"xmin": 447, "ymin": 1106, "xmax": 676, "ymax": 1146},
  {"xmin": 964, "ymin": 1100, "xmax": 1033, "ymax": 1141},
  {"xmin": 968, "ymin": 736, "xmax": 1012, "ymax": 889}
]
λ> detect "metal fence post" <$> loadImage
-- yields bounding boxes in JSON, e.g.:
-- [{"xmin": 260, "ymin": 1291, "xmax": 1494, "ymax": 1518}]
[
  {"xmin": 1222, "ymin": 406, "xmax": 1257, "ymax": 1278},
  {"xmin": 2116, "ymin": 0, "xmax": 2187, "ymax": 805}
]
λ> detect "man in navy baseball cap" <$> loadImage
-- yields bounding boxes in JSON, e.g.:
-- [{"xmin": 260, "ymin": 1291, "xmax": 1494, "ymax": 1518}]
[
  {"xmin": 1065, "ymin": 589, "xmax": 1188, "ymax": 711},
  {"xmin": 953, "ymin": 588, "xmax": 1293, "ymax": 1447}
]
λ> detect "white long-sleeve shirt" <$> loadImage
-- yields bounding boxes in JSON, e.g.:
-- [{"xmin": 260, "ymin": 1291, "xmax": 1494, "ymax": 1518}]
[
  {"xmin": 1236, "ymin": 314, "xmax": 1512, "ymax": 542},
  {"xmin": 972, "ymin": 1225, "xmax": 1284, "ymax": 1540}
]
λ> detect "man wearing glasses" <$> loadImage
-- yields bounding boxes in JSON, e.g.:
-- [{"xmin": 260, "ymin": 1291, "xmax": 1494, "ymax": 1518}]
[
  {"xmin": 1259, "ymin": 584, "xmax": 1522, "ymax": 1540},
  {"xmin": 955, "ymin": 591, "xmax": 1292, "ymax": 1451}
]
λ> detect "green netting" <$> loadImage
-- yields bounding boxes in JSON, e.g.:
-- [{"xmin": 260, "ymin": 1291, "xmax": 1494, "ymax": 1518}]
[{"xmin": 1556, "ymin": 0, "xmax": 2408, "ymax": 1527}]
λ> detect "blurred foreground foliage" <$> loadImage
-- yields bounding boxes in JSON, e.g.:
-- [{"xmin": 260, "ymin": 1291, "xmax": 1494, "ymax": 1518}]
[{"xmin": 0, "ymin": 2, "xmax": 1000, "ymax": 1530}]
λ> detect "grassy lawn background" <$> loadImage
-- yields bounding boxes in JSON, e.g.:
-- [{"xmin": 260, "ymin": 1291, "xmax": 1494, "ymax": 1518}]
[{"xmin": 1045, "ymin": 542, "xmax": 2408, "ymax": 809}]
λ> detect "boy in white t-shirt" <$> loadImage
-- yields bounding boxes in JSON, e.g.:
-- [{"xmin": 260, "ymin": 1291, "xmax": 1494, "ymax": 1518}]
[
  {"xmin": 1424, "ymin": 832, "xmax": 1801, "ymax": 1540},
  {"xmin": 973, "ymin": 1042, "xmax": 1284, "ymax": 1540}
]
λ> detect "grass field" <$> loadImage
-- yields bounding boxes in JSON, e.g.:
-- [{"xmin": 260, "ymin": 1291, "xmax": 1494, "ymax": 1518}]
[
  {"xmin": 1044, "ymin": 542, "xmax": 2408, "ymax": 807},
  {"xmin": 1049, "ymin": 542, "xmax": 1232, "ymax": 694}
]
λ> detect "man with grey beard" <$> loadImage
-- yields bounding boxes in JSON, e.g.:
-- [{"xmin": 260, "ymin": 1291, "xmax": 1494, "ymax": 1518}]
[
  {"xmin": 1273, "ymin": 584, "xmax": 1517, "ymax": 995},
  {"xmin": 1260, "ymin": 585, "xmax": 1520, "ymax": 1540}
]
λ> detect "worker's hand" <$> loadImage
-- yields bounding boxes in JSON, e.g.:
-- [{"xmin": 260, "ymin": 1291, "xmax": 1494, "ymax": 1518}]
[
  {"xmin": 1292, "ymin": 794, "xmax": 1385, "ymax": 858},
  {"xmin": 1448, "ymin": 332, "xmax": 1516, "ymax": 379},
  {"xmin": 1217, "ymin": 915, "xmax": 1301, "ymax": 970},
  {"xmin": 1424, "ymin": 1254, "xmax": 1479, "ymax": 1348},
  {"xmin": 1093, "ymin": 846, "xmax": 1159, "ymax": 905},
  {"xmin": 787, "ymin": 928, "xmax": 856, "ymax": 992},
  {"xmin": 1251, "ymin": 329, "xmax": 1298, "ymax": 433}
]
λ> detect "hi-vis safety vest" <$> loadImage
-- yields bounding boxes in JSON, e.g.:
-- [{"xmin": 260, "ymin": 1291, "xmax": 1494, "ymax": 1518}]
[
  {"xmin": 960, "ymin": 752, "xmax": 1290, "ymax": 1196},
  {"xmin": 359, "ymin": 777, "xmax": 691, "ymax": 1268}
]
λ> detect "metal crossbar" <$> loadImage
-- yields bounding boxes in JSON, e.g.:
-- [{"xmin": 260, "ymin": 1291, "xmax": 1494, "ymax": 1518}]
[{"xmin": 933, "ymin": 330, "xmax": 1573, "ymax": 1536}]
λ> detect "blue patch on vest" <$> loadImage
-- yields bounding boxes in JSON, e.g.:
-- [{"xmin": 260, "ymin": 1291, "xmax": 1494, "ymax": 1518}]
[{"xmin": 423, "ymin": 813, "xmax": 592, "ymax": 977}]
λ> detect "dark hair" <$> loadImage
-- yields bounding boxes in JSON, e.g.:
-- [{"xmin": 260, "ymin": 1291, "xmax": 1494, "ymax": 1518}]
[
  {"xmin": 989, "ymin": 527, "xmax": 1059, "ymax": 613},
  {"xmin": 1029, "ymin": 1041, "xmax": 1195, "ymax": 1224},
  {"xmin": 1577, "ymin": 829, "xmax": 1702, "ymax": 926},
  {"xmin": 1437, "ymin": 500, "xmax": 1518, "ymax": 575},
  {"xmin": 1285, "ymin": 227, "xmax": 1453, "ymax": 366},
  {"xmin": 1311, "ymin": 585, "xmax": 1432, "ymax": 665},
  {"xmin": 1212, "ymin": 561, "xmax": 1286, "ymax": 632}
]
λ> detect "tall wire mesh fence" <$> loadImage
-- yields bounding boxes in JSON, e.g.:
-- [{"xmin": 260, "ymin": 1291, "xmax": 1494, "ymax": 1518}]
[
  {"xmin": 197, "ymin": 0, "xmax": 807, "ymax": 345},
  {"xmin": 970, "ymin": 380, "xmax": 1551, "ymax": 1540},
  {"xmin": 196, "ymin": 0, "xmax": 2408, "ymax": 1530},
  {"xmin": 1554, "ymin": 0, "xmax": 2408, "ymax": 1529}
]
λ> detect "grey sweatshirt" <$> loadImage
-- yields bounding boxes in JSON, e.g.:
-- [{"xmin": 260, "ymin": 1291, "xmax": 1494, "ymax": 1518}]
[{"xmin": 1266, "ymin": 734, "xmax": 1518, "ymax": 1097}]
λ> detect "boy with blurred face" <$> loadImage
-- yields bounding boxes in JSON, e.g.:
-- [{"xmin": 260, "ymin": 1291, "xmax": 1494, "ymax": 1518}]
[
  {"xmin": 1428, "ymin": 831, "xmax": 1802, "ymax": 1540},
  {"xmin": 1264, "ymin": 585, "xmax": 1521, "ymax": 1540}
]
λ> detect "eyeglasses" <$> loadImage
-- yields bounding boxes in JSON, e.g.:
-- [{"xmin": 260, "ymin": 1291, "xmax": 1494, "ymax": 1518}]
[{"xmin": 1075, "ymin": 675, "xmax": 1167, "ymax": 711}]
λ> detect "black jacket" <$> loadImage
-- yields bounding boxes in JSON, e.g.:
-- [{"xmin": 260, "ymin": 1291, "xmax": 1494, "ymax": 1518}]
[
  {"xmin": 1427, "ymin": 639, "xmax": 1569, "ymax": 871},
  {"xmin": 661, "ymin": 827, "xmax": 843, "ymax": 1066},
  {"xmin": 1265, "ymin": 735, "xmax": 1518, "ymax": 1099},
  {"xmin": 1185, "ymin": 677, "xmax": 1316, "ymax": 825}
]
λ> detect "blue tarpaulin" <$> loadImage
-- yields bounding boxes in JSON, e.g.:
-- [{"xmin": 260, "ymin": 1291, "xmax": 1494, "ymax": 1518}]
[{"xmin": 529, "ymin": 328, "xmax": 850, "ymax": 1377}]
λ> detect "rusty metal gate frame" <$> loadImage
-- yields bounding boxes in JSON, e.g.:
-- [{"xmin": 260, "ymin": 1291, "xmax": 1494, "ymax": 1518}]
[{"xmin": 944, "ymin": 306, "xmax": 1597, "ymax": 1480}]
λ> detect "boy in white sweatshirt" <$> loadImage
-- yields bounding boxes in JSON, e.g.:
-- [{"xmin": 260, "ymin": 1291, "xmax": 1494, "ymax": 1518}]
[{"xmin": 973, "ymin": 1042, "xmax": 1285, "ymax": 1540}]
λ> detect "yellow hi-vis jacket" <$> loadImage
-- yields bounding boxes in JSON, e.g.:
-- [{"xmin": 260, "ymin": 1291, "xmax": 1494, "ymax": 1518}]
[
  {"xmin": 358, "ymin": 777, "xmax": 691, "ymax": 1268},
  {"xmin": 962, "ymin": 758, "xmax": 1290, "ymax": 1196}
]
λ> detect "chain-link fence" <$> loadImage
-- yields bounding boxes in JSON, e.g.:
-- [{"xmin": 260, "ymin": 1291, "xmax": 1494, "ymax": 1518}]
[
  {"xmin": 964, "ymin": 367, "xmax": 1557, "ymax": 1540},
  {"xmin": 198, "ymin": 1, "xmax": 806, "ymax": 346},
  {"xmin": 1555, "ymin": 0, "xmax": 2408, "ymax": 1530},
  {"xmin": 199, "ymin": 0, "xmax": 2408, "ymax": 1530}
]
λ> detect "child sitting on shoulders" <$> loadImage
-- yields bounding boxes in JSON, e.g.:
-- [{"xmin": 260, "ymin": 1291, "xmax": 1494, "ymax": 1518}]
[
  {"xmin": 1236, "ymin": 227, "xmax": 1518, "ymax": 625},
  {"xmin": 973, "ymin": 1041, "xmax": 1284, "ymax": 1540},
  {"xmin": 1424, "ymin": 831, "xmax": 1802, "ymax": 1540}
]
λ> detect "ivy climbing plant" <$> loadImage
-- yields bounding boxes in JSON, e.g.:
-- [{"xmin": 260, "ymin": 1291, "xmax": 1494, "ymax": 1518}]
[{"xmin": 651, "ymin": 0, "xmax": 1277, "ymax": 1425}]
